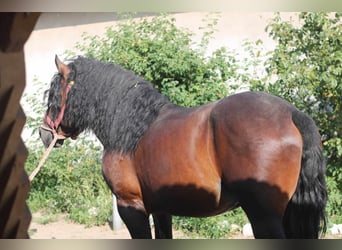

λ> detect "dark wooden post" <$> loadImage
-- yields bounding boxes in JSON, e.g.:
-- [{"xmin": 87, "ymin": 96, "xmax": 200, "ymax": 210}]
[{"xmin": 0, "ymin": 12, "xmax": 40, "ymax": 238}]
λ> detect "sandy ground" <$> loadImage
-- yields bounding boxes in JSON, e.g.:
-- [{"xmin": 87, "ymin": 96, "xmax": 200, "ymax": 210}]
[
  {"xmin": 28, "ymin": 213, "xmax": 188, "ymax": 239},
  {"xmin": 28, "ymin": 212, "xmax": 341, "ymax": 239},
  {"xmin": 29, "ymin": 214, "xmax": 131, "ymax": 239}
]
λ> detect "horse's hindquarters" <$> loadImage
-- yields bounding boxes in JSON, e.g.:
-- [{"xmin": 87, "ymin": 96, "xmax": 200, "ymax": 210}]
[{"xmin": 211, "ymin": 93, "xmax": 303, "ymax": 209}]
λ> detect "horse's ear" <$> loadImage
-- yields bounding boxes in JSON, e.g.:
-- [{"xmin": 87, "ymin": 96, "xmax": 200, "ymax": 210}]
[{"xmin": 55, "ymin": 55, "xmax": 70, "ymax": 78}]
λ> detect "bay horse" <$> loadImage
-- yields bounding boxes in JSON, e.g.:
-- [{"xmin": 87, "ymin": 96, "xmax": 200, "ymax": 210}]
[{"xmin": 39, "ymin": 55, "xmax": 327, "ymax": 239}]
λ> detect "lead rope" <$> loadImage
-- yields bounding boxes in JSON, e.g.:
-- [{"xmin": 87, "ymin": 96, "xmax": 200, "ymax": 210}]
[
  {"xmin": 29, "ymin": 127, "xmax": 66, "ymax": 182},
  {"xmin": 30, "ymin": 81, "xmax": 75, "ymax": 182}
]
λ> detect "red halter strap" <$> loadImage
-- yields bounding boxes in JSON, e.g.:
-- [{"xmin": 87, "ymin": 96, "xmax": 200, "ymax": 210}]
[{"xmin": 44, "ymin": 81, "xmax": 74, "ymax": 134}]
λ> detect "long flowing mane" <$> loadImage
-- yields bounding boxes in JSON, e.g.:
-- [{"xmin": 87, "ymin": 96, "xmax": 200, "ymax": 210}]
[{"xmin": 54, "ymin": 56, "xmax": 171, "ymax": 153}]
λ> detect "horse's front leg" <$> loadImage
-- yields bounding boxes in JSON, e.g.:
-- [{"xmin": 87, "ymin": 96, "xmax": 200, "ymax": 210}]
[
  {"xmin": 102, "ymin": 151, "xmax": 151, "ymax": 238},
  {"xmin": 116, "ymin": 199, "xmax": 152, "ymax": 239}
]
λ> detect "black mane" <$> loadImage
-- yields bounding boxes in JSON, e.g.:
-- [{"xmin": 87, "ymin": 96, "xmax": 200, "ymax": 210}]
[
  {"xmin": 46, "ymin": 73, "xmax": 63, "ymax": 121},
  {"xmin": 48, "ymin": 56, "xmax": 171, "ymax": 153}
]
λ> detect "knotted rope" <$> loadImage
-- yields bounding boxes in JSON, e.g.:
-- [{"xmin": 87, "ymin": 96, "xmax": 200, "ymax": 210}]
[{"xmin": 29, "ymin": 126, "xmax": 66, "ymax": 182}]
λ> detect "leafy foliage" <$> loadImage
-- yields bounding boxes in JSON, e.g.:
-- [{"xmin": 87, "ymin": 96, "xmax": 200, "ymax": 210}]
[
  {"xmin": 173, "ymin": 208, "xmax": 248, "ymax": 238},
  {"xmin": 68, "ymin": 14, "xmax": 241, "ymax": 107},
  {"xmin": 26, "ymin": 136, "xmax": 111, "ymax": 226},
  {"xmin": 326, "ymin": 177, "xmax": 342, "ymax": 224}
]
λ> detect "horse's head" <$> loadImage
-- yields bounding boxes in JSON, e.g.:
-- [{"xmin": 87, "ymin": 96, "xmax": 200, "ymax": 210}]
[{"xmin": 39, "ymin": 55, "xmax": 79, "ymax": 148}]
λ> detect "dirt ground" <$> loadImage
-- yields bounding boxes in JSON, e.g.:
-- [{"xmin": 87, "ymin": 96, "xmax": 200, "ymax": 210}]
[
  {"xmin": 28, "ymin": 212, "xmax": 251, "ymax": 239},
  {"xmin": 28, "ymin": 213, "xmax": 340, "ymax": 239},
  {"xmin": 28, "ymin": 213, "xmax": 191, "ymax": 239},
  {"xmin": 29, "ymin": 214, "xmax": 130, "ymax": 239}
]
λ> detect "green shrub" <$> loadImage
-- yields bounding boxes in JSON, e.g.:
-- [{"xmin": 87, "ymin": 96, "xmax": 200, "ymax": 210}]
[
  {"xmin": 26, "ymin": 136, "xmax": 112, "ymax": 226},
  {"xmin": 326, "ymin": 176, "xmax": 342, "ymax": 224},
  {"xmin": 67, "ymin": 13, "xmax": 242, "ymax": 107},
  {"xmin": 173, "ymin": 208, "xmax": 248, "ymax": 239}
]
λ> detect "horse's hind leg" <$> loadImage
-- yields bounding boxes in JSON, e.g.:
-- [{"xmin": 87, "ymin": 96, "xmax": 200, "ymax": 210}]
[
  {"xmin": 152, "ymin": 213, "xmax": 173, "ymax": 239},
  {"xmin": 117, "ymin": 205, "xmax": 152, "ymax": 238},
  {"xmin": 233, "ymin": 180, "xmax": 288, "ymax": 238},
  {"xmin": 243, "ymin": 208, "xmax": 285, "ymax": 239}
]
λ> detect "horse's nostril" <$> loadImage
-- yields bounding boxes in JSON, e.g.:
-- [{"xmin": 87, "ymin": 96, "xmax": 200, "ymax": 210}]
[
  {"xmin": 54, "ymin": 139, "xmax": 64, "ymax": 148},
  {"xmin": 39, "ymin": 126, "xmax": 53, "ymax": 148}
]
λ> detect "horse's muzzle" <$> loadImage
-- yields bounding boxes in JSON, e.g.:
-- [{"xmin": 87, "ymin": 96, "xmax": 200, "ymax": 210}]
[{"xmin": 39, "ymin": 126, "xmax": 64, "ymax": 148}]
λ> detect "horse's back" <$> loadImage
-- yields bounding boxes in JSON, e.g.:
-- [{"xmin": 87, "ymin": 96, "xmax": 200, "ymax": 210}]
[{"xmin": 211, "ymin": 91, "xmax": 295, "ymax": 126}]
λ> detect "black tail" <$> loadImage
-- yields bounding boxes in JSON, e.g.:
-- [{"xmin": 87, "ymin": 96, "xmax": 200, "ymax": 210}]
[{"xmin": 283, "ymin": 110, "xmax": 328, "ymax": 238}]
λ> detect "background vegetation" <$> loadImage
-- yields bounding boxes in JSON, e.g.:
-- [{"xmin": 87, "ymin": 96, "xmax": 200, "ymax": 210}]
[{"xmin": 25, "ymin": 12, "xmax": 341, "ymax": 238}]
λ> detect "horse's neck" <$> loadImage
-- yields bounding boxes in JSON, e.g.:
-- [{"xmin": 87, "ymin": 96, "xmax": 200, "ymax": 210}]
[{"xmin": 82, "ymin": 78, "xmax": 170, "ymax": 153}]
